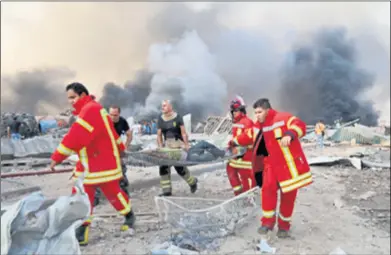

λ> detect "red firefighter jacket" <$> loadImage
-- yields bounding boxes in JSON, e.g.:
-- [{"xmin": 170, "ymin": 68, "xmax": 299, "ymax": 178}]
[
  {"xmin": 252, "ymin": 109, "xmax": 312, "ymax": 193},
  {"xmin": 229, "ymin": 115, "xmax": 254, "ymax": 170},
  {"xmin": 51, "ymin": 95, "xmax": 126, "ymax": 185}
]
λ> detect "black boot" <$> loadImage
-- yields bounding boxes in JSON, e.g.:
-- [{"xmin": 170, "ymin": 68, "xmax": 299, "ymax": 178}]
[
  {"xmin": 158, "ymin": 192, "xmax": 172, "ymax": 197},
  {"xmin": 190, "ymin": 178, "xmax": 198, "ymax": 193},
  {"xmin": 121, "ymin": 210, "xmax": 136, "ymax": 231},
  {"xmin": 75, "ymin": 225, "xmax": 90, "ymax": 246}
]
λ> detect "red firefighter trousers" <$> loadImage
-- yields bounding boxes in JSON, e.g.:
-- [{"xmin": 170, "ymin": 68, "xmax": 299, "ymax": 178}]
[
  {"xmin": 226, "ymin": 164, "xmax": 256, "ymax": 196},
  {"xmin": 72, "ymin": 179, "xmax": 131, "ymax": 226},
  {"xmin": 261, "ymin": 164, "xmax": 298, "ymax": 231}
]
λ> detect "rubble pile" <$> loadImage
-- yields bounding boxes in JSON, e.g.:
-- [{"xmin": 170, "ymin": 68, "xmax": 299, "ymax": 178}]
[
  {"xmin": 1, "ymin": 113, "xmax": 40, "ymax": 139},
  {"xmin": 1, "ymin": 136, "xmax": 63, "ymax": 160},
  {"xmin": 203, "ymin": 115, "xmax": 232, "ymax": 135}
]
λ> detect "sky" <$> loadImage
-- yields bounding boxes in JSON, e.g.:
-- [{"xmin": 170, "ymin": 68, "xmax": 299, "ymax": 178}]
[{"xmin": 1, "ymin": 2, "xmax": 390, "ymax": 121}]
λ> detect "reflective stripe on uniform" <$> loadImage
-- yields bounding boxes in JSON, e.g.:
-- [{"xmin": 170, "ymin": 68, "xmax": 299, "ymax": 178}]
[
  {"xmin": 117, "ymin": 192, "xmax": 131, "ymax": 215},
  {"xmin": 281, "ymin": 174, "xmax": 313, "ymax": 193},
  {"xmin": 246, "ymin": 128, "xmax": 253, "ymax": 139},
  {"xmin": 79, "ymin": 147, "xmax": 89, "ymax": 173},
  {"xmin": 274, "ymin": 128, "xmax": 299, "ymax": 179},
  {"xmin": 287, "ymin": 116, "xmax": 303, "ymax": 138},
  {"xmin": 262, "ymin": 210, "xmax": 276, "ymax": 218},
  {"xmin": 228, "ymin": 158, "xmax": 252, "ymax": 169},
  {"xmin": 83, "ymin": 172, "xmax": 123, "ymax": 185},
  {"xmin": 253, "ymin": 127, "xmax": 260, "ymax": 142},
  {"xmin": 279, "ymin": 213, "xmax": 291, "ymax": 222},
  {"xmin": 116, "ymin": 137, "xmax": 123, "ymax": 145},
  {"xmin": 280, "ymin": 172, "xmax": 312, "ymax": 188},
  {"xmin": 76, "ymin": 117, "xmax": 94, "ymax": 132},
  {"xmin": 262, "ymin": 121, "xmax": 285, "ymax": 132},
  {"xmin": 100, "ymin": 109, "xmax": 122, "ymax": 172},
  {"xmin": 233, "ymin": 185, "xmax": 242, "ymax": 191},
  {"xmin": 56, "ymin": 143, "xmax": 73, "ymax": 156}
]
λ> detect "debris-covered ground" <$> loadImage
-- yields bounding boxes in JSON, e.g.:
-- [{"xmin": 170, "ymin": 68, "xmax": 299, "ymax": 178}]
[{"xmin": 2, "ymin": 145, "xmax": 390, "ymax": 254}]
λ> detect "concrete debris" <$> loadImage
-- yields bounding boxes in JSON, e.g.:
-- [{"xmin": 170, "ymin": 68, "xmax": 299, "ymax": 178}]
[
  {"xmin": 193, "ymin": 122, "xmax": 206, "ymax": 134},
  {"xmin": 308, "ymin": 156, "xmax": 362, "ymax": 170},
  {"xmin": 329, "ymin": 247, "xmax": 347, "ymax": 255},
  {"xmin": 257, "ymin": 239, "xmax": 276, "ymax": 254},
  {"xmin": 1, "ymin": 178, "xmax": 90, "ymax": 255},
  {"xmin": 151, "ymin": 243, "xmax": 200, "ymax": 255},
  {"xmin": 203, "ymin": 115, "xmax": 232, "ymax": 135},
  {"xmin": 1, "ymin": 136, "xmax": 62, "ymax": 160},
  {"xmin": 356, "ymin": 191, "xmax": 377, "ymax": 200},
  {"xmin": 1, "ymin": 112, "xmax": 40, "ymax": 139},
  {"xmin": 330, "ymin": 124, "xmax": 390, "ymax": 145},
  {"xmin": 308, "ymin": 156, "xmax": 390, "ymax": 170},
  {"xmin": 333, "ymin": 198, "xmax": 344, "ymax": 209}
]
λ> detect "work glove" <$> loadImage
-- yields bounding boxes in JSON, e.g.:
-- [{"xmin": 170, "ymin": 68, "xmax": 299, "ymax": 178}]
[{"xmin": 254, "ymin": 171, "xmax": 263, "ymax": 188}]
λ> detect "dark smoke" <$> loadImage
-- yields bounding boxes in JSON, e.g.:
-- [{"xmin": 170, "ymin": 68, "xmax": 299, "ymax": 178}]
[
  {"xmin": 280, "ymin": 27, "xmax": 380, "ymax": 126},
  {"xmin": 1, "ymin": 68, "xmax": 74, "ymax": 114},
  {"xmin": 99, "ymin": 70, "xmax": 212, "ymax": 122},
  {"xmin": 99, "ymin": 70, "xmax": 153, "ymax": 119},
  {"xmin": 99, "ymin": 3, "xmax": 281, "ymax": 123}
]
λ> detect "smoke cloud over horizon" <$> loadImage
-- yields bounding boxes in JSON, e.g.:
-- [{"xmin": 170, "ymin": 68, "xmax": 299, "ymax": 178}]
[
  {"xmin": 280, "ymin": 27, "xmax": 380, "ymax": 125},
  {"xmin": 2, "ymin": 2, "xmax": 389, "ymax": 124},
  {"xmin": 1, "ymin": 68, "xmax": 74, "ymax": 114}
]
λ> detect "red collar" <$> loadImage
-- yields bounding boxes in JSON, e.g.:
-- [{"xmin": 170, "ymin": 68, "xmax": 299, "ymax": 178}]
[
  {"xmin": 72, "ymin": 95, "xmax": 95, "ymax": 115},
  {"xmin": 264, "ymin": 108, "xmax": 277, "ymax": 124}
]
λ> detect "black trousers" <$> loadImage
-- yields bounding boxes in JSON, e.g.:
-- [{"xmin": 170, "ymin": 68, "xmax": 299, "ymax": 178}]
[{"xmin": 159, "ymin": 165, "xmax": 187, "ymax": 176}]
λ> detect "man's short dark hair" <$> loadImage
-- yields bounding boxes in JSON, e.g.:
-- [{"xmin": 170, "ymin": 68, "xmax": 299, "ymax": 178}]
[
  {"xmin": 253, "ymin": 98, "xmax": 272, "ymax": 109},
  {"xmin": 109, "ymin": 105, "xmax": 121, "ymax": 113},
  {"xmin": 66, "ymin": 82, "xmax": 89, "ymax": 96}
]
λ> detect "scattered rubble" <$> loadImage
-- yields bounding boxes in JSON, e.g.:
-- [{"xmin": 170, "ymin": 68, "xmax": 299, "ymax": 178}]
[
  {"xmin": 329, "ymin": 247, "xmax": 347, "ymax": 255},
  {"xmin": 1, "ymin": 114, "xmax": 390, "ymax": 254},
  {"xmin": 1, "ymin": 179, "xmax": 90, "ymax": 255},
  {"xmin": 1, "ymin": 113, "xmax": 40, "ymax": 139}
]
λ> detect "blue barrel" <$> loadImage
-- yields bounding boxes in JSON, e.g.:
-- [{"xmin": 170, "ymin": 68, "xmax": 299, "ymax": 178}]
[{"xmin": 39, "ymin": 119, "xmax": 58, "ymax": 133}]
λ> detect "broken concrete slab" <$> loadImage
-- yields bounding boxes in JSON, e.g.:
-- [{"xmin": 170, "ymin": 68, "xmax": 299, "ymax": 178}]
[
  {"xmin": 308, "ymin": 156, "xmax": 390, "ymax": 170},
  {"xmin": 361, "ymin": 160, "xmax": 391, "ymax": 169},
  {"xmin": 330, "ymin": 124, "xmax": 390, "ymax": 145},
  {"xmin": 308, "ymin": 156, "xmax": 362, "ymax": 170}
]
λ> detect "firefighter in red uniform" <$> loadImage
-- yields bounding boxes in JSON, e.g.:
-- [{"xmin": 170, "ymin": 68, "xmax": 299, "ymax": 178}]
[
  {"xmin": 226, "ymin": 96, "xmax": 256, "ymax": 196},
  {"xmin": 252, "ymin": 98, "xmax": 312, "ymax": 238},
  {"xmin": 49, "ymin": 82, "xmax": 135, "ymax": 246}
]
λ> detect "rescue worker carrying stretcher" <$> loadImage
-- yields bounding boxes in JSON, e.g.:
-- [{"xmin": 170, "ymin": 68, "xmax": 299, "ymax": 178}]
[
  {"xmin": 49, "ymin": 82, "xmax": 135, "ymax": 246},
  {"xmin": 226, "ymin": 96, "xmax": 256, "ymax": 196},
  {"xmin": 252, "ymin": 98, "xmax": 313, "ymax": 238},
  {"xmin": 157, "ymin": 99, "xmax": 198, "ymax": 196}
]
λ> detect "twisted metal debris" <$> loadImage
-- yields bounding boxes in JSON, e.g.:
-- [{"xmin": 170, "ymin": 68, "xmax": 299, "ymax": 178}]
[{"xmin": 154, "ymin": 187, "xmax": 260, "ymax": 251}]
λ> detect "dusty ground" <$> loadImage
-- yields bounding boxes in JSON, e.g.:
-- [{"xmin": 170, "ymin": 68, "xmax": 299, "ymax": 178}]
[{"xmin": 2, "ymin": 145, "xmax": 390, "ymax": 254}]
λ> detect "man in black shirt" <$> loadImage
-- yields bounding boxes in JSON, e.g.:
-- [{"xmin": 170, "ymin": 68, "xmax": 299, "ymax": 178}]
[
  {"xmin": 94, "ymin": 105, "xmax": 132, "ymax": 205},
  {"xmin": 157, "ymin": 100, "xmax": 198, "ymax": 196},
  {"xmin": 109, "ymin": 105, "xmax": 132, "ymax": 190},
  {"xmin": 7, "ymin": 117, "xmax": 22, "ymax": 140}
]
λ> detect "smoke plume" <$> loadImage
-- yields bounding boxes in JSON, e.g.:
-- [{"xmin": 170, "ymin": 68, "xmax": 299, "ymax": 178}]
[
  {"xmin": 2, "ymin": 2, "xmax": 389, "ymax": 124},
  {"xmin": 100, "ymin": 30, "xmax": 227, "ymax": 122},
  {"xmin": 280, "ymin": 27, "xmax": 380, "ymax": 125},
  {"xmin": 1, "ymin": 68, "xmax": 74, "ymax": 114}
]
